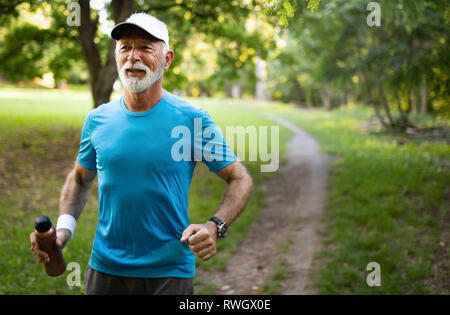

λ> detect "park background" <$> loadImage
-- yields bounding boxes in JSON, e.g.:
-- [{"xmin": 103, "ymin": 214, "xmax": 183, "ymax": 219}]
[{"xmin": 0, "ymin": 0, "xmax": 448, "ymax": 294}]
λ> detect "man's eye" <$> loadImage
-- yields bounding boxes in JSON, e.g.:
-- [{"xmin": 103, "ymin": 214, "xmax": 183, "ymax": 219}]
[{"xmin": 120, "ymin": 46, "xmax": 129, "ymax": 50}]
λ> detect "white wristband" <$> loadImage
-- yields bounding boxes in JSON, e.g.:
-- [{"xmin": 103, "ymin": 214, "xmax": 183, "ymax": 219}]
[{"xmin": 56, "ymin": 214, "xmax": 77, "ymax": 240}]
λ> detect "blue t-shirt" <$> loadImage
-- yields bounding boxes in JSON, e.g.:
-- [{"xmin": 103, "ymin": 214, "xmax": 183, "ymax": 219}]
[{"xmin": 77, "ymin": 90, "xmax": 237, "ymax": 278}]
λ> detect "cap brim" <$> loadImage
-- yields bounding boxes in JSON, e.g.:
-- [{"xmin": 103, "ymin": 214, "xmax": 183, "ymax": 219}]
[{"xmin": 111, "ymin": 22, "xmax": 163, "ymax": 42}]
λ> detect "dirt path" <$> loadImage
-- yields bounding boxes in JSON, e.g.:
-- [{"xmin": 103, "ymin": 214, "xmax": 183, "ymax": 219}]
[{"xmin": 196, "ymin": 112, "xmax": 331, "ymax": 295}]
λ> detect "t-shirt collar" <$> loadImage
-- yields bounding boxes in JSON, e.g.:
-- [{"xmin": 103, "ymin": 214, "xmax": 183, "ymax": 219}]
[{"xmin": 120, "ymin": 90, "xmax": 166, "ymax": 117}]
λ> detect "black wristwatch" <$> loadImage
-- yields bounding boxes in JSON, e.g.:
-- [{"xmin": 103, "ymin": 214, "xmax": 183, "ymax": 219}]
[{"xmin": 208, "ymin": 217, "xmax": 228, "ymax": 239}]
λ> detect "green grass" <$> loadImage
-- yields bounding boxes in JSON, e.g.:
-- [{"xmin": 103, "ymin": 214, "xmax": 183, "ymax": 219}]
[
  {"xmin": 258, "ymin": 258, "xmax": 291, "ymax": 295},
  {"xmin": 259, "ymin": 103, "xmax": 449, "ymax": 294},
  {"xmin": 0, "ymin": 88, "xmax": 291, "ymax": 294}
]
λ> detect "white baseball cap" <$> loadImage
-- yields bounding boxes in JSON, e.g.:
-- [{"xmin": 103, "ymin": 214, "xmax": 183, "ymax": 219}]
[{"xmin": 111, "ymin": 13, "xmax": 169, "ymax": 49}]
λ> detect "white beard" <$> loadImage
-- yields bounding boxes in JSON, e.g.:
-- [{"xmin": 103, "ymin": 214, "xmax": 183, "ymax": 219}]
[{"xmin": 118, "ymin": 58, "xmax": 165, "ymax": 93}]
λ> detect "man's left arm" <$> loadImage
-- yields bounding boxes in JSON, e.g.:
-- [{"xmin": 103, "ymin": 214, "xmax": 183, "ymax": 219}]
[{"xmin": 180, "ymin": 161, "xmax": 253, "ymax": 261}]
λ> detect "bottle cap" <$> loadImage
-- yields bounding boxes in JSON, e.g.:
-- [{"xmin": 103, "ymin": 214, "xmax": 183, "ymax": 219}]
[{"xmin": 35, "ymin": 215, "xmax": 53, "ymax": 232}]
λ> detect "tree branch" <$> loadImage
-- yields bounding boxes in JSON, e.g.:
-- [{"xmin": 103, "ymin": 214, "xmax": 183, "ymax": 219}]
[{"xmin": 111, "ymin": 0, "xmax": 135, "ymax": 23}]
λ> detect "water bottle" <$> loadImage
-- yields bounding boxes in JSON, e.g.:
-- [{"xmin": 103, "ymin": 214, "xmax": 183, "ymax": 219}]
[{"xmin": 34, "ymin": 215, "xmax": 66, "ymax": 277}]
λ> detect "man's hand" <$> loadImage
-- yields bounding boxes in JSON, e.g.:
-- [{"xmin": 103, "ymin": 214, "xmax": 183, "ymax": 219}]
[
  {"xmin": 55, "ymin": 229, "xmax": 71, "ymax": 249},
  {"xmin": 180, "ymin": 222, "xmax": 218, "ymax": 261},
  {"xmin": 29, "ymin": 228, "xmax": 71, "ymax": 263}
]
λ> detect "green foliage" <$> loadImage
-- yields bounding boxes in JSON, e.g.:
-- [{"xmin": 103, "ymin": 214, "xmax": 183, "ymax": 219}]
[
  {"xmin": 208, "ymin": 33, "xmax": 265, "ymax": 96},
  {"xmin": 283, "ymin": 0, "xmax": 295, "ymax": 17},
  {"xmin": 0, "ymin": 0, "xmax": 39, "ymax": 26},
  {"xmin": 45, "ymin": 0, "xmax": 88, "ymax": 83},
  {"xmin": 265, "ymin": 0, "xmax": 449, "ymax": 121},
  {"xmin": 0, "ymin": 23, "xmax": 50, "ymax": 81},
  {"xmin": 0, "ymin": 0, "xmax": 88, "ymax": 84},
  {"xmin": 259, "ymin": 0, "xmax": 319, "ymax": 26},
  {"xmin": 276, "ymin": 0, "xmax": 295, "ymax": 27},
  {"xmin": 306, "ymin": 0, "xmax": 321, "ymax": 12}
]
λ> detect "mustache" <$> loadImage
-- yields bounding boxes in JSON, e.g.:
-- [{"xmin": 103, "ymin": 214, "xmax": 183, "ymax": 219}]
[{"xmin": 121, "ymin": 61, "xmax": 150, "ymax": 72}]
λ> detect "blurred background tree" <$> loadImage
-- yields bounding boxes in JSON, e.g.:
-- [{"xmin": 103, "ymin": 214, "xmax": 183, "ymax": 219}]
[{"xmin": 262, "ymin": 0, "xmax": 449, "ymax": 128}]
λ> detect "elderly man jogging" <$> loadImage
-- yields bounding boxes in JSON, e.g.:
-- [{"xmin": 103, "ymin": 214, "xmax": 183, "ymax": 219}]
[{"xmin": 30, "ymin": 13, "xmax": 253, "ymax": 295}]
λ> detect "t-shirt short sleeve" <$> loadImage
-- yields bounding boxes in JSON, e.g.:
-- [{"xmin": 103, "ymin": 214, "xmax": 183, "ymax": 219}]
[
  {"xmin": 193, "ymin": 109, "xmax": 237, "ymax": 172},
  {"xmin": 77, "ymin": 112, "xmax": 97, "ymax": 171}
]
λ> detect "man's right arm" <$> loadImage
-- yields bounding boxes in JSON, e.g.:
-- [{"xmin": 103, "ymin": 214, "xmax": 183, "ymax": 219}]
[
  {"xmin": 30, "ymin": 161, "xmax": 96, "ymax": 262},
  {"xmin": 59, "ymin": 161, "xmax": 97, "ymax": 221},
  {"xmin": 56, "ymin": 161, "xmax": 97, "ymax": 247}
]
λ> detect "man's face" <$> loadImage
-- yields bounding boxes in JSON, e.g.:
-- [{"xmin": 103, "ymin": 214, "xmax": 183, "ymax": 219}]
[{"xmin": 115, "ymin": 27, "xmax": 169, "ymax": 93}]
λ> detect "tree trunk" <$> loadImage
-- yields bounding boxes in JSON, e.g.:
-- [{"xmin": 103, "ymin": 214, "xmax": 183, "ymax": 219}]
[
  {"xmin": 396, "ymin": 92, "xmax": 413, "ymax": 129},
  {"xmin": 340, "ymin": 93, "xmax": 347, "ymax": 107},
  {"xmin": 231, "ymin": 84, "xmax": 241, "ymax": 99},
  {"xmin": 420, "ymin": 74, "xmax": 428, "ymax": 116},
  {"xmin": 370, "ymin": 89, "xmax": 388, "ymax": 128},
  {"xmin": 378, "ymin": 84, "xmax": 394, "ymax": 127},
  {"xmin": 78, "ymin": 0, "xmax": 134, "ymax": 108},
  {"xmin": 319, "ymin": 86, "xmax": 332, "ymax": 110},
  {"xmin": 305, "ymin": 89, "xmax": 312, "ymax": 108},
  {"xmin": 410, "ymin": 89, "xmax": 418, "ymax": 114}
]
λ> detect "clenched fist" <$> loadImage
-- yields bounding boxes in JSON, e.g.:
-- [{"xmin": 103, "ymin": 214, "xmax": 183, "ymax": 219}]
[{"xmin": 180, "ymin": 222, "xmax": 218, "ymax": 261}]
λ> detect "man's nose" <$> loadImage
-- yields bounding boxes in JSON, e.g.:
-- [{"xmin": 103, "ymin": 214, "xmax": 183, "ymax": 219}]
[{"xmin": 127, "ymin": 48, "xmax": 141, "ymax": 63}]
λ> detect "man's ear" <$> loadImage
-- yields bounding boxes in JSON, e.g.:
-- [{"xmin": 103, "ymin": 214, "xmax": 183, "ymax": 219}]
[{"xmin": 164, "ymin": 50, "xmax": 174, "ymax": 70}]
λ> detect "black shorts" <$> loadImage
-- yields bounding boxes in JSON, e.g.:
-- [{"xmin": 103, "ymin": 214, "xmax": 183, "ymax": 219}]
[{"xmin": 84, "ymin": 265, "xmax": 194, "ymax": 295}]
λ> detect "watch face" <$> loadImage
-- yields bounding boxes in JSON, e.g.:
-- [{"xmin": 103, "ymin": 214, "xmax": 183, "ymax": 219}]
[
  {"xmin": 210, "ymin": 217, "xmax": 227, "ymax": 238},
  {"xmin": 218, "ymin": 223, "xmax": 227, "ymax": 238}
]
